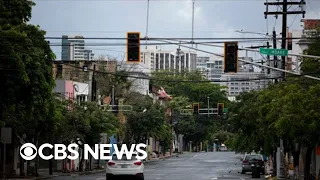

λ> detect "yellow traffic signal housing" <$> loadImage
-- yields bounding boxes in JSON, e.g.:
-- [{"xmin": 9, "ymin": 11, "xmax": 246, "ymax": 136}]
[
  {"xmin": 126, "ymin": 32, "xmax": 141, "ymax": 63},
  {"xmin": 193, "ymin": 103, "xmax": 199, "ymax": 114},
  {"xmin": 217, "ymin": 103, "xmax": 224, "ymax": 115},
  {"xmin": 224, "ymin": 42, "xmax": 238, "ymax": 73}
]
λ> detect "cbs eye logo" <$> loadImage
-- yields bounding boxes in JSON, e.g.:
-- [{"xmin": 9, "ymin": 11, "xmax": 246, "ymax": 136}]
[{"xmin": 20, "ymin": 143, "xmax": 37, "ymax": 160}]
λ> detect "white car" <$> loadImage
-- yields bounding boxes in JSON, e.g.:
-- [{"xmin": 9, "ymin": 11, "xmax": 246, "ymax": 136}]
[{"xmin": 106, "ymin": 152, "xmax": 144, "ymax": 180}]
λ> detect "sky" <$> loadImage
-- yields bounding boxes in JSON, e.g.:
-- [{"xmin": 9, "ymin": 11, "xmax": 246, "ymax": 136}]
[{"xmin": 30, "ymin": 0, "xmax": 320, "ymax": 60}]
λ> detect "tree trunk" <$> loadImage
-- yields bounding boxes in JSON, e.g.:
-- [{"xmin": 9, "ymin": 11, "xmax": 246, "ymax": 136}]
[
  {"xmin": 89, "ymin": 154, "xmax": 92, "ymax": 171},
  {"xmin": 49, "ymin": 148, "xmax": 53, "ymax": 175},
  {"xmin": 273, "ymin": 149, "xmax": 277, "ymax": 175},
  {"xmin": 19, "ymin": 156, "xmax": 25, "ymax": 176},
  {"xmin": 49, "ymin": 135, "xmax": 53, "ymax": 175},
  {"xmin": 97, "ymin": 146, "xmax": 100, "ymax": 169},
  {"xmin": 304, "ymin": 146, "xmax": 313, "ymax": 180},
  {"xmin": 293, "ymin": 151, "xmax": 299, "ymax": 176},
  {"xmin": 35, "ymin": 137, "xmax": 39, "ymax": 176},
  {"xmin": 79, "ymin": 147, "xmax": 84, "ymax": 171}
]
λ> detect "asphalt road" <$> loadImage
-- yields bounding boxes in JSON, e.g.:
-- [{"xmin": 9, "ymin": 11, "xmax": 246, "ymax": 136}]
[{"xmin": 52, "ymin": 152, "xmax": 263, "ymax": 180}]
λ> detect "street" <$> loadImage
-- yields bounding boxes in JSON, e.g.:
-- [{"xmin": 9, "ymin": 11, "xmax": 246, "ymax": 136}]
[{"xmin": 52, "ymin": 152, "xmax": 262, "ymax": 180}]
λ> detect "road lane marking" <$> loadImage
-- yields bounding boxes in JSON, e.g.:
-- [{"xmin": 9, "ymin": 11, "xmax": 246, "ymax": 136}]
[{"xmin": 95, "ymin": 178, "xmax": 105, "ymax": 180}]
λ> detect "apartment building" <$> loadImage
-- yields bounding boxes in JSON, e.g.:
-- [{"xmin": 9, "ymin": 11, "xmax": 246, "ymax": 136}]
[
  {"xmin": 61, "ymin": 35, "xmax": 94, "ymax": 61},
  {"xmin": 288, "ymin": 19, "xmax": 320, "ymax": 73},
  {"xmin": 140, "ymin": 46, "xmax": 197, "ymax": 72}
]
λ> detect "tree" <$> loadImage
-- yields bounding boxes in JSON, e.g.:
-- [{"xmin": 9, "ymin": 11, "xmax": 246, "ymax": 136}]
[
  {"xmin": 124, "ymin": 92, "xmax": 169, "ymax": 145},
  {"xmin": 0, "ymin": 0, "xmax": 58, "ymax": 176},
  {"xmin": 151, "ymin": 70, "xmax": 229, "ymax": 107},
  {"xmin": 150, "ymin": 70, "xmax": 230, "ymax": 151}
]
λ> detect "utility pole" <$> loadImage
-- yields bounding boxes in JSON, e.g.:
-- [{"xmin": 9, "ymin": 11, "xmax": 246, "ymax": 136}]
[
  {"xmin": 91, "ymin": 64, "xmax": 97, "ymax": 101},
  {"xmin": 273, "ymin": 29, "xmax": 278, "ymax": 83},
  {"xmin": 191, "ymin": 0, "xmax": 195, "ymax": 47},
  {"xmin": 264, "ymin": 0, "xmax": 306, "ymax": 81},
  {"xmin": 266, "ymin": 40, "xmax": 270, "ymax": 75},
  {"xmin": 264, "ymin": 1, "xmax": 305, "ymax": 178},
  {"xmin": 281, "ymin": 0, "xmax": 288, "ymax": 81},
  {"xmin": 111, "ymin": 85, "xmax": 115, "ymax": 108}
]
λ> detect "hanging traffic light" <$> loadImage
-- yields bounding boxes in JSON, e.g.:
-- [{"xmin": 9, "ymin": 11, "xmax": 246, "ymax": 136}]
[
  {"xmin": 193, "ymin": 103, "xmax": 199, "ymax": 114},
  {"xmin": 217, "ymin": 103, "xmax": 224, "ymax": 115},
  {"xmin": 126, "ymin": 32, "xmax": 141, "ymax": 63},
  {"xmin": 224, "ymin": 42, "xmax": 238, "ymax": 73}
]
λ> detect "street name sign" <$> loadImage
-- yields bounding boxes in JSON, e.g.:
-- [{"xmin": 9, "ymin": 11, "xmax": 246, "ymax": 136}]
[{"xmin": 259, "ymin": 48, "xmax": 288, "ymax": 56}]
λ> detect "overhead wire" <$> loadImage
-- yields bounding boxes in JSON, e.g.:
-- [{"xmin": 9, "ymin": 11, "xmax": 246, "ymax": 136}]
[{"xmin": 1, "ymin": 36, "xmax": 315, "ymax": 40}]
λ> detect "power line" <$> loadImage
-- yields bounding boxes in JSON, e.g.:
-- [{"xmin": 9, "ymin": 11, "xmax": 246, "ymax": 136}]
[
  {"xmin": 62, "ymin": 63, "xmax": 280, "ymax": 83},
  {"xmin": 1, "ymin": 36, "xmax": 315, "ymax": 41}
]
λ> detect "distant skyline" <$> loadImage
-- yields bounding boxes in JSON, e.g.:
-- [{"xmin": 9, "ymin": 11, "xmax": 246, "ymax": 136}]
[{"xmin": 30, "ymin": 0, "xmax": 320, "ymax": 60}]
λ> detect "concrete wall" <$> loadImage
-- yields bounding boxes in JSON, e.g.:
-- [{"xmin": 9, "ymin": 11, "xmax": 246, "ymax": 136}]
[{"xmin": 54, "ymin": 79, "xmax": 74, "ymax": 99}]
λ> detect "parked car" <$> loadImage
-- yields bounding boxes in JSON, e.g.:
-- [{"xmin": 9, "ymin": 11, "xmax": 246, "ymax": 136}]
[
  {"xmin": 106, "ymin": 152, "xmax": 144, "ymax": 180},
  {"xmin": 241, "ymin": 154, "xmax": 265, "ymax": 175},
  {"xmin": 219, "ymin": 144, "xmax": 228, "ymax": 151}
]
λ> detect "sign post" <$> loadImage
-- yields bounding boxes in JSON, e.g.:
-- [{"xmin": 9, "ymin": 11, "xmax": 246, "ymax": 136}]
[
  {"xmin": 1, "ymin": 127, "xmax": 12, "ymax": 180},
  {"xmin": 259, "ymin": 48, "xmax": 288, "ymax": 56}
]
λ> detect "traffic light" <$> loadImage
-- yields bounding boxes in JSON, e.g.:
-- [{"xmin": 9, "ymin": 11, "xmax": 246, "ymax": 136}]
[
  {"xmin": 224, "ymin": 42, "xmax": 238, "ymax": 73},
  {"xmin": 112, "ymin": 99, "xmax": 119, "ymax": 114},
  {"xmin": 126, "ymin": 32, "xmax": 141, "ymax": 63},
  {"xmin": 217, "ymin": 103, "xmax": 224, "ymax": 115},
  {"xmin": 193, "ymin": 103, "xmax": 199, "ymax": 114}
]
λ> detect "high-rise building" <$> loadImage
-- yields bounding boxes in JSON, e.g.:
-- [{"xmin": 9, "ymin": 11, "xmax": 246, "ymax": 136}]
[
  {"xmin": 196, "ymin": 56, "xmax": 224, "ymax": 84},
  {"xmin": 220, "ymin": 57, "xmax": 267, "ymax": 99},
  {"xmin": 84, "ymin": 49, "xmax": 94, "ymax": 61},
  {"xmin": 61, "ymin": 35, "xmax": 94, "ymax": 61},
  {"xmin": 196, "ymin": 56, "xmax": 210, "ymax": 72},
  {"xmin": 140, "ymin": 46, "xmax": 197, "ymax": 72}
]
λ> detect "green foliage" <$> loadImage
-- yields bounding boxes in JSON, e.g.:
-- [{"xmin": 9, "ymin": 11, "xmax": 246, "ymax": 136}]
[
  {"xmin": 0, "ymin": 0, "xmax": 121, "ymax": 157},
  {"xmin": 96, "ymin": 64, "xmax": 133, "ymax": 99},
  {"xmin": 55, "ymin": 101, "xmax": 119, "ymax": 145},
  {"xmin": 0, "ymin": 0, "xmax": 35, "ymax": 26},
  {"xmin": 229, "ymin": 30, "xmax": 320, "ymax": 153},
  {"xmin": 151, "ymin": 70, "xmax": 229, "ymax": 107},
  {"xmin": 0, "ymin": 12, "xmax": 56, "ymax": 142},
  {"xmin": 124, "ymin": 92, "xmax": 171, "ymax": 144},
  {"xmin": 151, "ymin": 70, "xmax": 230, "ymax": 146}
]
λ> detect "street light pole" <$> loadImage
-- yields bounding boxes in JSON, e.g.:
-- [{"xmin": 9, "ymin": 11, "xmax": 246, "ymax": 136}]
[{"xmin": 207, "ymin": 97, "xmax": 210, "ymax": 117}]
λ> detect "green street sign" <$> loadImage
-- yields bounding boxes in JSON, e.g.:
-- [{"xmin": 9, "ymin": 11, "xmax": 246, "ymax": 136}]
[
  {"xmin": 223, "ymin": 108, "xmax": 228, "ymax": 113},
  {"xmin": 259, "ymin": 48, "xmax": 288, "ymax": 56}
]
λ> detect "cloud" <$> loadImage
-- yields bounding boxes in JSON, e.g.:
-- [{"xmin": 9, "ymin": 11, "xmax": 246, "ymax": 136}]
[{"xmin": 175, "ymin": 0, "xmax": 203, "ymax": 23}]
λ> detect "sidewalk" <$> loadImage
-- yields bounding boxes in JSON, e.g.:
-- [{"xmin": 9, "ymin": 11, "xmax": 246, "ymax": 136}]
[{"xmin": 9, "ymin": 153, "xmax": 179, "ymax": 180}]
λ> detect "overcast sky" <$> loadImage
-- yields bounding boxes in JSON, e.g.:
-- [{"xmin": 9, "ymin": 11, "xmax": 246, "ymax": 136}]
[{"xmin": 30, "ymin": 0, "xmax": 320, "ymax": 60}]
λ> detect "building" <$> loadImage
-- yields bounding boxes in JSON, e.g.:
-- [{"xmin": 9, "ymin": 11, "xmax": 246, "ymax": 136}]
[
  {"xmin": 196, "ymin": 56, "xmax": 210, "ymax": 72},
  {"xmin": 52, "ymin": 60, "xmax": 117, "ymax": 101},
  {"xmin": 219, "ymin": 57, "xmax": 268, "ymax": 99},
  {"xmin": 54, "ymin": 79, "xmax": 75, "ymax": 100},
  {"xmin": 206, "ymin": 57, "xmax": 224, "ymax": 84},
  {"xmin": 61, "ymin": 35, "xmax": 94, "ymax": 61},
  {"xmin": 220, "ymin": 72, "xmax": 266, "ymax": 98},
  {"xmin": 197, "ymin": 55, "xmax": 235, "ymax": 85},
  {"xmin": 288, "ymin": 19, "xmax": 320, "ymax": 73},
  {"xmin": 84, "ymin": 49, "xmax": 94, "ymax": 61},
  {"xmin": 118, "ymin": 63, "xmax": 150, "ymax": 95},
  {"xmin": 140, "ymin": 46, "xmax": 197, "ymax": 72}
]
